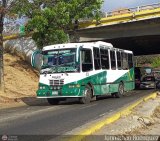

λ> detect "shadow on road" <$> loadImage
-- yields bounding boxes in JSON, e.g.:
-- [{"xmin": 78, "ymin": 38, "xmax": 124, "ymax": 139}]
[
  {"xmin": 21, "ymin": 97, "xmax": 82, "ymax": 106},
  {"xmin": 96, "ymin": 95, "xmax": 113, "ymax": 100},
  {"xmin": 21, "ymin": 92, "xmax": 147, "ymax": 106},
  {"xmin": 21, "ymin": 95, "xmax": 117, "ymax": 106},
  {"xmin": 21, "ymin": 97, "xmax": 49, "ymax": 106}
]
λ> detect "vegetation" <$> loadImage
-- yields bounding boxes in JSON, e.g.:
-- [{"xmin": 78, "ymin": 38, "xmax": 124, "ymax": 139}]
[
  {"xmin": 151, "ymin": 57, "xmax": 160, "ymax": 68},
  {"xmin": 0, "ymin": 0, "xmax": 103, "ymax": 89},
  {"xmin": 12, "ymin": 0, "xmax": 104, "ymax": 49},
  {"xmin": 135, "ymin": 55, "xmax": 160, "ymax": 68}
]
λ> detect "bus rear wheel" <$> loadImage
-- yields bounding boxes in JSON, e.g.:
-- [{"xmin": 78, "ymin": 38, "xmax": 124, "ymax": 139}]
[
  {"xmin": 80, "ymin": 85, "xmax": 92, "ymax": 104},
  {"xmin": 47, "ymin": 98, "xmax": 60, "ymax": 105},
  {"xmin": 115, "ymin": 83, "xmax": 124, "ymax": 98}
]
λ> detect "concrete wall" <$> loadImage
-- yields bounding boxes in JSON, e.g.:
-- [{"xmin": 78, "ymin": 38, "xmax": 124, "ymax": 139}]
[{"xmin": 4, "ymin": 37, "xmax": 42, "ymax": 70}]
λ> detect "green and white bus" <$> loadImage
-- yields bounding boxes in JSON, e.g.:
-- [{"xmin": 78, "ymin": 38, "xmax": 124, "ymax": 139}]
[{"xmin": 34, "ymin": 41, "xmax": 135, "ymax": 104}]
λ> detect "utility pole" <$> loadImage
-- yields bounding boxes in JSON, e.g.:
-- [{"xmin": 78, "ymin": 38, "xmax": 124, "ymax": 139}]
[{"xmin": 0, "ymin": 0, "xmax": 6, "ymax": 91}]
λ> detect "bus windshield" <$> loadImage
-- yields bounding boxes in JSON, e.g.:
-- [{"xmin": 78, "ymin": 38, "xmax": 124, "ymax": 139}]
[{"xmin": 41, "ymin": 48, "xmax": 79, "ymax": 73}]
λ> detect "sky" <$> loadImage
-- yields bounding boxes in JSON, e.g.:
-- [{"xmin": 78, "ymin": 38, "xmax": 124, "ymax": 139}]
[{"xmin": 102, "ymin": 0, "xmax": 160, "ymax": 12}]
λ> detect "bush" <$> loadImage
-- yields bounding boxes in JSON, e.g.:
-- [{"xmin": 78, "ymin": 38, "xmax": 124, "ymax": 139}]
[{"xmin": 151, "ymin": 57, "xmax": 160, "ymax": 68}]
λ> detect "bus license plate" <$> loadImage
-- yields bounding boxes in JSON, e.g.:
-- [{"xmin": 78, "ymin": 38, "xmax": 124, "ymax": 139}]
[{"xmin": 52, "ymin": 91, "xmax": 58, "ymax": 95}]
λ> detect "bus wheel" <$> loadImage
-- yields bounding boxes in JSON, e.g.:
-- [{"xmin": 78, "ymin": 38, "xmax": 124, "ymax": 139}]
[
  {"xmin": 115, "ymin": 83, "xmax": 124, "ymax": 98},
  {"xmin": 47, "ymin": 98, "xmax": 60, "ymax": 105},
  {"xmin": 80, "ymin": 85, "xmax": 92, "ymax": 104}
]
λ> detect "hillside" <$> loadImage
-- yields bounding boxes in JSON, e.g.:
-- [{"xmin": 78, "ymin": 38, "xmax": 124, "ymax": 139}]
[{"xmin": 0, "ymin": 53, "xmax": 39, "ymax": 104}]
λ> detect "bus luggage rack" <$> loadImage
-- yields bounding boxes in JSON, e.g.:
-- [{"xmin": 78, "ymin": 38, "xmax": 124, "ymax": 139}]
[{"xmin": 49, "ymin": 79, "xmax": 64, "ymax": 86}]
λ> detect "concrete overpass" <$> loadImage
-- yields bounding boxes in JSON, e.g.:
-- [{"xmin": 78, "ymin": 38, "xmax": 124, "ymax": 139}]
[{"xmin": 76, "ymin": 3, "xmax": 160, "ymax": 55}]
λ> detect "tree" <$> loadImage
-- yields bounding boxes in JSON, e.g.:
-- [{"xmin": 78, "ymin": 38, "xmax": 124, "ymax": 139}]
[
  {"xmin": 0, "ymin": 0, "xmax": 103, "ymax": 89},
  {"xmin": 11, "ymin": 0, "xmax": 104, "ymax": 49},
  {"xmin": 26, "ymin": 2, "xmax": 70, "ymax": 48},
  {"xmin": 0, "ymin": 0, "xmax": 7, "ymax": 91},
  {"xmin": 0, "ymin": 0, "xmax": 16, "ymax": 90}
]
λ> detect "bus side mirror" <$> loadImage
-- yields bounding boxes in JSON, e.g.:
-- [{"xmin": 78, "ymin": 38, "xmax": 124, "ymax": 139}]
[{"xmin": 31, "ymin": 50, "xmax": 43, "ymax": 70}]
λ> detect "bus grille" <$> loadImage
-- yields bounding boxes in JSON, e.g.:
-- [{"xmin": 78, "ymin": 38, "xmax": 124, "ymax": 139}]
[{"xmin": 49, "ymin": 79, "xmax": 64, "ymax": 86}]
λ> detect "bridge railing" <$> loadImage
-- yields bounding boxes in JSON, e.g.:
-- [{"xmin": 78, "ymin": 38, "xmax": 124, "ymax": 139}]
[
  {"xmin": 105, "ymin": 2, "xmax": 160, "ymax": 17},
  {"xmin": 79, "ymin": 2, "xmax": 160, "ymax": 29},
  {"xmin": 79, "ymin": 2, "xmax": 160, "ymax": 22}
]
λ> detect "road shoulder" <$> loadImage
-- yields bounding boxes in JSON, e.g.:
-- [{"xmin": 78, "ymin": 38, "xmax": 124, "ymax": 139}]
[{"xmin": 66, "ymin": 92, "xmax": 159, "ymax": 141}]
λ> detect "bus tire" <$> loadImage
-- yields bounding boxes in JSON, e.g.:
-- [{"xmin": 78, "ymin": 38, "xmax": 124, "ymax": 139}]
[
  {"xmin": 115, "ymin": 83, "xmax": 124, "ymax": 98},
  {"xmin": 80, "ymin": 85, "xmax": 92, "ymax": 104},
  {"xmin": 47, "ymin": 98, "xmax": 60, "ymax": 105}
]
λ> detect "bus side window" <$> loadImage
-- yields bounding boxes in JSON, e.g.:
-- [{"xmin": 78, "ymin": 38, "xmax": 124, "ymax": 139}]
[
  {"xmin": 128, "ymin": 54, "xmax": 133, "ymax": 68},
  {"xmin": 93, "ymin": 47, "xmax": 101, "ymax": 70},
  {"xmin": 81, "ymin": 49, "xmax": 93, "ymax": 72},
  {"xmin": 117, "ymin": 51, "xmax": 122, "ymax": 70},
  {"xmin": 110, "ymin": 50, "xmax": 116, "ymax": 70},
  {"xmin": 122, "ymin": 53, "xmax": 128, "ymax": 70},
  {"xmin": 100, "ymin": 48, "xmax": 109, "ymax": 69}
]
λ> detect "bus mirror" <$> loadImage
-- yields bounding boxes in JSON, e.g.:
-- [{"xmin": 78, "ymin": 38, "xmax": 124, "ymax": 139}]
[{"xmin": 31, "ymin": 50, "xmax": 43, "ymax": 70}]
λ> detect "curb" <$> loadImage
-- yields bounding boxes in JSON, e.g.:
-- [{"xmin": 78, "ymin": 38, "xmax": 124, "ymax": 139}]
[{"xmin": 68, "ymin": 92, "xmax": 158, "ymax": 141}]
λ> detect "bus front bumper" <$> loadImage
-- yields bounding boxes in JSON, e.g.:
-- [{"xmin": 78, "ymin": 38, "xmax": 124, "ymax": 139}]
[{"xmin": 36, "ymin": 85, "xmax": 85, "ymax": 98}]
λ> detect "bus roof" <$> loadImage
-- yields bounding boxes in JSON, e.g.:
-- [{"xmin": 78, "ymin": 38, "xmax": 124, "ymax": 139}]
[
  {"xmin": 42, "ymin": 41, "xmax": 133, "ymax": 54},
  {"xmin": 43, "ymin": 41, "xmax": 112, "ymax": 51}
]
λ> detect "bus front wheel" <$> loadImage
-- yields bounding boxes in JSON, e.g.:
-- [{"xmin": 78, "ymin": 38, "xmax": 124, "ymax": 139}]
[
  {"xmin": 115, "ymin": 83, "xmax": 124, "ymax": 98},
  {"xmin": 47, "ymin": 98, "xmax": 60, "ymax": 105},
  {"xmin": 80, "ymin": 85, "xmax": 92, "ymax": 104}
]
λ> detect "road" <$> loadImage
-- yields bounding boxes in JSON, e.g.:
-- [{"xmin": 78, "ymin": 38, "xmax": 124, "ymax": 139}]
[{"xmin": 0, "ymin": 90, "xmax": 156, "ymax": 141}]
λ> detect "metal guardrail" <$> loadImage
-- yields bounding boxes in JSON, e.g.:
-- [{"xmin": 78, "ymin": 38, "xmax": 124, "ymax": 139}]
[
  {"xmin": 105, "ymin": 2, "xmax": 160, "ymax": 17},
  {"xmin": 79, "ymin": 2, "xmax": 160, "ymax": 29},
  {"xmin": 79, "ymin": 2, "xmax": 160, "ymax": 22},
  {"xmin": 3, "ymin": 32, "xmax": 33, "ymax": 41}
]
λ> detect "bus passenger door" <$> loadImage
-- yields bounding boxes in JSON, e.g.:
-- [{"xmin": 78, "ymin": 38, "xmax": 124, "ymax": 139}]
[
  {"xmin": 93, "ymin": 47, "xmax": 104, "ymax": 95},
  {"xmin": 100, "ymin": 48, "xmax": 110, "ymax": 94}
]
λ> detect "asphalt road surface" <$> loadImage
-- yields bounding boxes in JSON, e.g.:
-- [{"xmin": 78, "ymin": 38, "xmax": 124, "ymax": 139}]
[{"xmin": 0, "ymin": 90, "xmax": 156, "ymax": 141}]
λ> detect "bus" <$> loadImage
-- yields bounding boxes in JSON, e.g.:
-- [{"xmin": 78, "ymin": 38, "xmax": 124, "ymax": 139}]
[{"xmin": 32, "ymin": 41, "xmax": 135, "ymax": 104}]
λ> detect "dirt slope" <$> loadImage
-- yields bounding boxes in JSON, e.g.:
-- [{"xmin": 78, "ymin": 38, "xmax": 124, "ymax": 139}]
[{"xmin": 0, "ymin": 53, "xmax": 39, "ymax": 103}]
